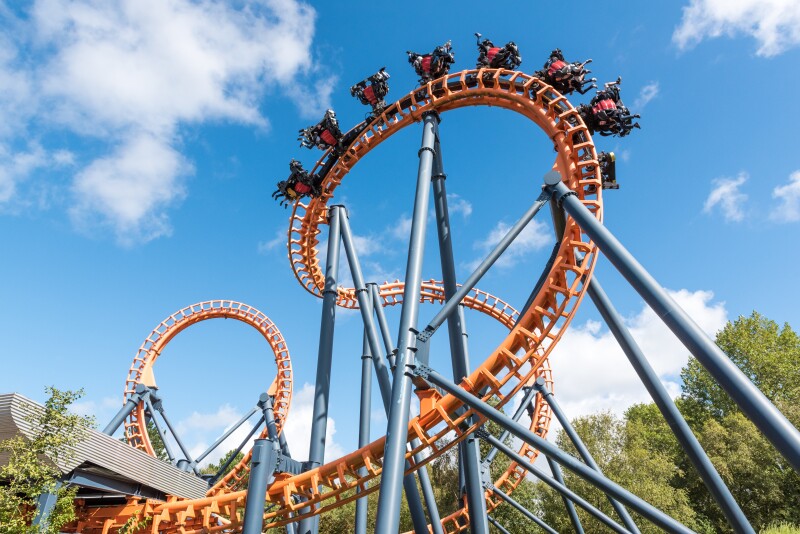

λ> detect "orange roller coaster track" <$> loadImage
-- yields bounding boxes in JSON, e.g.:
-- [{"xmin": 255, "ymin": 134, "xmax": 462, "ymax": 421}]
[{"xmin": 75, "ymin": 67, "xmax": 602, "ymax": 533}]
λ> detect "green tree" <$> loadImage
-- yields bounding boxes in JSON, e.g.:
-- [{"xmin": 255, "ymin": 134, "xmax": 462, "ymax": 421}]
[
  {"xmin": 200, "ymin": 449, "xmax": 244, "ymax": 477},
  {"xmin": 532, "ymin": 411, "xmax": 699, "ymax": 533},
  {"xmin": 0, "ymin": 387, "xmax": 94, "ymax": 534},
  {"xmin": 678, "ymin": 312, "xmax": 800, "ymax": 531}
]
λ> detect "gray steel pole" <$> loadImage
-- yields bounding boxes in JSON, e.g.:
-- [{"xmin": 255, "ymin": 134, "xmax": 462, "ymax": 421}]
[
  {"xmin": 355, "ymin": 309, "xmax": 373, "ymax": 534},
  {"xmin": 262, "ymin": 397, "xmax": 297, "ymax": 534},
  {"xmin": 299, "ymin": 206, "xmax": 342, "ymax": 534},
  {"xmin": 587, "ymin": 278, "xmax": 754, "ymax": 533},
  {"xmin": 487, "ymin": 485, "xmax": 558, "ymax": 534},
  {"xmin": 482, "ymin": 385, "xmax": 538, "ymax": 466},
  {"xmin": 534, "ymin": 378, "xmax": 639, "ymax": 533},
  {"xmin": 376, "ymin": 111, "xmax": 439, "ymax": 534},
  {"xmin": 486, "ymin": 516, "xmax": 512, "ymax": 534},
  {"xmin": 102, "ymin": 384, "xmax": 150, "ymax": 436},
  {"xmin": 150, "ymin": 395, "xmax": 197, "ymax": 473},
  {"xmin": 208, "ymin": 415, "xmax": 265, "ymax": 485},
  {"xmin": 545, "ymin": 173, "xmax": 800, "ymax": 472},
  {"xmin": 419, "ymin": 190, "xmax": 550, "ymax": 341},
  {"xmin": 339, "ymin": 208, "xmax": 442, "ymax": 534},
  {"xmin": 32, "ymin": 480, "xmax": 62, "ymax": 529},
  {"xmin": 193, "ymin": 403, "xmax": 259, "ymax": 465},
  {"xmin": 546, "ymin": 456, "xmax": 585, "ymax": 534},
  {"xmin": 417, "ymin": 364, "xmax": 695, "ymax": 533},
  {"xmin": 482, "ymin": 433, "xmax": 631, "ymax": 534},
  {"xmin": 431, "ymin": 139, "xmax": 488, "ymax": 534},
  {"xmin": 370, "ymin": 283, "xmax": 397, "ymax": 369},
  {"xmin": 242, "ymin": 439, "xmax": 271, "ymax": 534},
  {"xmin": 144, "ymin": 398, "xmax": 177, "ymax": 464}
]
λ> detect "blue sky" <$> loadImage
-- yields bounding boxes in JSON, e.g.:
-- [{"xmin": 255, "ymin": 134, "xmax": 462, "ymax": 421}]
[{"xmin": 2, "ymin": 0, "xmax": 799, "ymax": 466}]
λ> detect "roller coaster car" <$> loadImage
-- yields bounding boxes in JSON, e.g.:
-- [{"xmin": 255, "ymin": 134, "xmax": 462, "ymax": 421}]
[
  {"xmin": 272, "ymin": 159, "xmax": 321, "ymax": 208},
  {"xmin": 407, "ymin": 41, "xmax": 455, "ymax": 85},
  {"xmin": 474, "ymin": 33, "xmax": 522, "ymax": 71},
  {"xmin": 298, "ymin": 109, "xmax": 343, "ymax": 151},
  {"xmin": 350, "ymin": 68, "xmax": 391, "ymax": 115},
  {"xmin": 599, "ymin": 151, "xmax": 618, "ymax": 189},
  {"xmin": 535, "ymin": 48, "xmax": 596, "ymax": 96},
  {"xmin": 578, "ymin": 77, "xmax": 641, "ymax": 137}
]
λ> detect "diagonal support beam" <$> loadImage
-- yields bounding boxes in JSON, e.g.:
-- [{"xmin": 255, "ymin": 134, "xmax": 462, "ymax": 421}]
[
  {"xmin": 376, "ymin": 111, "xmax": 439, "ymax": 534},
  {"xmin": 545, "ymin": 172, "xmax": 800, "ymax": 473},
  {"xmin": 534, "ymin": 378, "xmax": 640, "ymax": 533},
  {"xmin": 586, "ymin": 277, "xmax": 753, "ymax": 533},
  {"xmin": 339, "ymin": 207, "xmax": 443, "ymax": 534},
  {"xmin": 414, "ymin": 363, "xmax": 695, "ymax": 533},
  {"xmin": 479, "ymin": 431, "xmax": 631, "ymax": 534},
  {"xmin": 486, "ymin": 482, "xmax": 558, "ymax": 534},
  {"xmin": 430, "ymin": 124, "xmax": 488, "ymax": 534},
  {"xmin": 418, "ymin": 189, "xmax": 550, "ymax": 344}
]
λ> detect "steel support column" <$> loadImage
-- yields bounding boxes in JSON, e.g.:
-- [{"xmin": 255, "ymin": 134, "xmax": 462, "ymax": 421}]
[
  {"xmin": 355, "ymin": 304, "xmax": 373, "ymax": 534},
  {"xmin": 339, "ymin": 209, "xmax": 442, "ymax": 534},
  {"xmin": 242, "ymin": 439, "xmax": 272, "ymax": 534},
  {"xmin": 545, "ymin": 173, "xmax": 800, "ymax": 472},
  {"xmin": 546, "ymin": 457, "xmax": 585, "ymax": 534},
  {"xmin": 375, "ymin": 111, "xmax": 439, "ymax": 534},
  {"xmin": 487, "ymin": 516, "xmax": 511, "ymax": 534},
  {"xmin": 487, "ymin": 485, "xmax": 558, "ymax": 534},
  {"xmin": 208, "ymin": 415, "xmax": 265, "ymax": 485},
  {"xmin": 419, "ymin": 190, "xmax": 550, "ymax": 341},
  {"xmin": 587, "ymin": 277, "xmax": 753, "ymax": 533},
  {"xmin": 416, "ymin": 364, "xmax": 693, "ymax": 533},
  {"xmin": 431, "ymin": 136, "xmax": 488, "ymax": 533},
  {"xmin": 299, "ymin": 206, "xmax": 342, "ymax": 534},
  {"xmin": 32, "ymin": 480, "xmax": 62, "ymax": 529},
  {"xmin": 534, "ymin": 378, "xmax": 639, "ymax": 532},
  {"xmin": 481, "ymin": 432, "xmax": 630, "ymax": 534},
  {"xmin": 102, "ymin": 384, "xmax": 150, "ymax": 436},
  {"xmin": 481, "ymin": 385, "xmax": 538, "ymax": 467},
  {"xmin": 370, "ymin": 283, "xmax": 397, "ymax": 369}
]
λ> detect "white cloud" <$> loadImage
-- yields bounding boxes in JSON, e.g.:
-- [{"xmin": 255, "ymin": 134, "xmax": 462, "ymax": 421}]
[
  {"xmin": 703, "ymin": 173, "xmax": 748, "ymax": 222},
  {"xmin": 468, "ymin": 219, "xmax": 552, "ymax": 270},
  {"xmin": 177, "ymin": 404, "xmax": 258, "ymax": 468},
  {"xmin": 549, "ymin": 288, "xmax": 728, "ymax": 419},
  {"xmin": 447, "ymin": 194, "xmax": 473, "ymax": 219},
  {"xmin": 70, "ymin": 132, "xmax": 191, "ymax": 244},
  {"xmin": 351, "ymin": 233, "xmax": 383, "ymax": 257},
  {"xmin": 390, "ymin": 214, "xmax": 413, "ymax": 241},
  {"xmin": 0, "ymin": 142, "xmax": 48, "ymax": 203},
  {"xmin": 281, "ymin": 383, "xmax": 346, "ymax": 463},
  {"xmin": 70, "ymin": 395, "xmax": 120, "ymax": 426},
  {"xmin": 771, "ymin": 170, "xmax": 800, "ymax": 222},
  {"xmin": 0, "ymin": 0, "xmax": 330, "ymax": 244},
  {"xmin": 634, "ymin": 82, "xmax": 659, "ymax": 109},
  {"xmin": 673, "ymin": 0, "xmax": 800, "ymax": 57},
  {"xmin": 258, "ymin": 227, "xmax": 288, "ymax": 254}
]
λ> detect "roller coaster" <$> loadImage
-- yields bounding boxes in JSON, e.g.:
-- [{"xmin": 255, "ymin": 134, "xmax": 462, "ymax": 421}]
[{"xmin": 28, "ymin": 37, "xmax": 800, "ymax": 534}]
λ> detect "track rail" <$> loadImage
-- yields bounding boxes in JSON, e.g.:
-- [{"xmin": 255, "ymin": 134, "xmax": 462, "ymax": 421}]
[
  {"xmin": 122, "ymin": 300, "xmax": 292, "ymax": 494},
  {"xmin": 76, "ymin": 67, "xmax": 602, "ymax": 532}
]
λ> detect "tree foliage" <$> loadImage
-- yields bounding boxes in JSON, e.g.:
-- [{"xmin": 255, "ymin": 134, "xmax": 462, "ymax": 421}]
[
  {"xmin": 528, "ymin": 312, "xmax": 800, "ymax": 533},
  {"xmin": 0, "ymin": 387, "xmax": 94, "ymax": 534}
]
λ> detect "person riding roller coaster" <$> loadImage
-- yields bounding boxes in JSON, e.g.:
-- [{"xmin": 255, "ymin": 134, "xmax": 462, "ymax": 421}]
[
  {"xmin": 350, "ymin": 68, "xmax": 391, "ymax": 116},
  {"xmin": 407, "ymin": 41, "xmax": 455, "ymax": 85},
  {"xmin": 578, "ymin": 77, "xmax": 641, "ymax": 137},
  {"xmin": 536, "ymin": 48, "xmax": 596, "ymax": 96},
  {"xmin": 272, "ymin": 159, "xmax": 321, "ymax": 208},
  {"xmin": 298, "ymin": 109, "xmax": 343, "ymax": 151},
  {"xmin": 474, "ymin": 33, "xmax": 522, "ymax": 71}
]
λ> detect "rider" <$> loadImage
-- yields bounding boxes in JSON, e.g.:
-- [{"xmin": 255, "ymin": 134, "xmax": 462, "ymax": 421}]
[
  {"xmin": 350, "ymin": 68, "xmax": 391, "ymax": 114},
  {"xmin": 298, "ymin": 109, "xmax": 342, "ymax": 150},
  {"xmin": 407, "ymin": 41, "xmax": 455, "ymax": 85}
]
